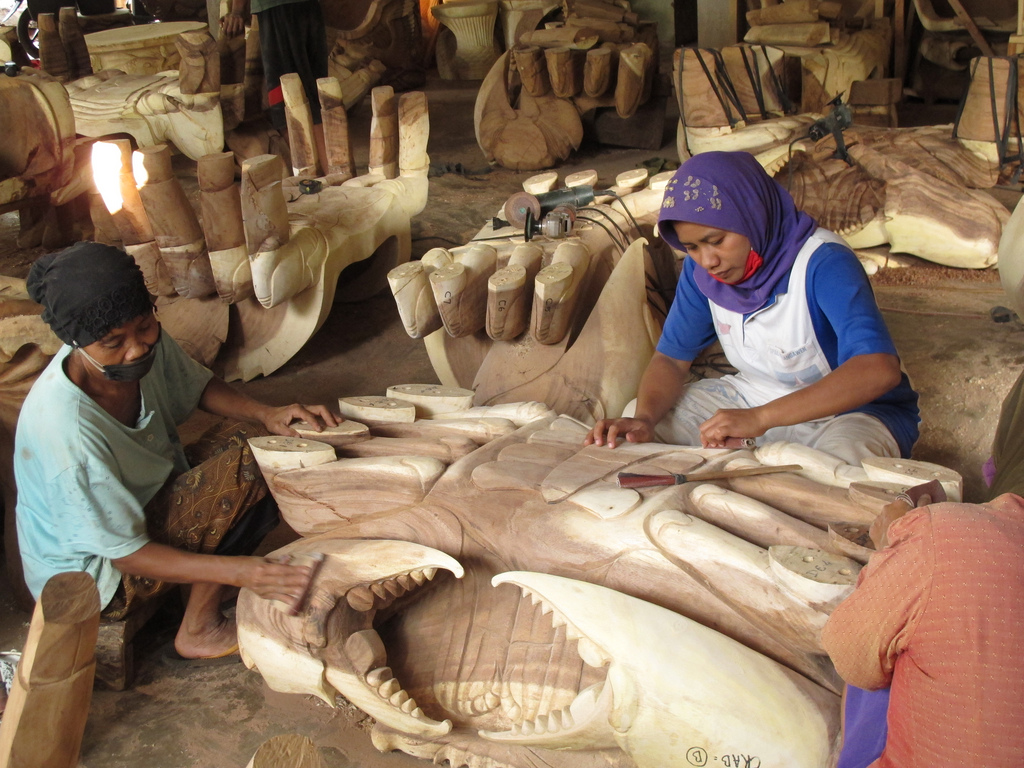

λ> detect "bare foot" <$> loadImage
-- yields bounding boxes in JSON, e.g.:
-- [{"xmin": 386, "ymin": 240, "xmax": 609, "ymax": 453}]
[{"xmin": 174, "ymin": 615, "xmax": 238, "ymax": 659}]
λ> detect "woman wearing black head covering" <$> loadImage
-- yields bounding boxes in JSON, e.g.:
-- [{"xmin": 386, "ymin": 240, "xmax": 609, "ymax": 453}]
[{"xmin": 15, "ymin": 242, "xmax": 338, "ymax": 660}]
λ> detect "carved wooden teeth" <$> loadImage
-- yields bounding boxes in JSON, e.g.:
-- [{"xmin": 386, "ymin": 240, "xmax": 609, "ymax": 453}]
[
  {"xmin": 509, "ymin": 706, "xmax": 575, "ymax": 736},
  {"xmin": 347, "ymin": 570, "xmax": 430, "ymax": 611},
  {"xmin": 366, "ymin": 666, "xmax": 423, "ymax": 717}
]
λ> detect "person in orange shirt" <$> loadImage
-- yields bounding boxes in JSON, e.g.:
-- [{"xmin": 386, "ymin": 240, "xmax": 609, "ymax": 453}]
[{"xmin": 822, "ymin": 491, "xmax": 1024, "ymax": 767}]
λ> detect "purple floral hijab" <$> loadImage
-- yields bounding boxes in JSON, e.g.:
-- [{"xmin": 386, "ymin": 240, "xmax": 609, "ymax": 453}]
[{"xmin": 657, "ymin": 151, "xmax": 818, "ymax": 314}]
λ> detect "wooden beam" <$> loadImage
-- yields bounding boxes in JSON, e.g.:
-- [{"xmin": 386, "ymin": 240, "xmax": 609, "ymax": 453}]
[{"xmin": 945, "ymin": 0, "xmax": 996, "ymax": 57}]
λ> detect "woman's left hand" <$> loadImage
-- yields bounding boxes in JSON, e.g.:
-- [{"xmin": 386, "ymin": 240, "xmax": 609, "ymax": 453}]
[
  {"xmin": 261, "ymin": 404, "xmax": 339, "ymax": 436},
  {"xmin": 699, "ymin": 407, "xmax": 767, "ymax": 448}
]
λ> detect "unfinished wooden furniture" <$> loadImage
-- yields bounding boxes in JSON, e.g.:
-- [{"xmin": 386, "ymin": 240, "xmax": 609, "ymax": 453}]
[
  {"xmin": 0, "ymin": 572, "xmax": 100, "ymax": 768},
  {"xmin": 432, "ymin": 0, "xmax": 501, "ymax": 80},
  {"xmin": 87, "ymin": 84, "xmax": 430, "ymax": 380},
  {"xmin": 389, "ymin": 172, "xmax": 674, "ymax": 422},
  {"xmin": 234, "ymin": 409, "xmax": 971, "ymax": 767}
]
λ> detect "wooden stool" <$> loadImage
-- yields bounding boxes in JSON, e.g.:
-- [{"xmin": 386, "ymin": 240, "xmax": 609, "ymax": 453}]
[{"xmin": 84, "ymin": 20, "xmax": 206, "ymax": 75}]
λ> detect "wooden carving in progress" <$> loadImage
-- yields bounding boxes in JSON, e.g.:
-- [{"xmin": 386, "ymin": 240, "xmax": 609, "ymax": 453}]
[
  {"xmin": 475, "ymin": 2, "xmax": 659, "ymax": 169},
  {"xmin": 236, "ymin": 407, "xmax": 962, "ymax": 766},
  {"xmin": 673, "ymin": 37, "xmax": 1012, "ymax": 269},
  {"xmin": 88, "ymin": 85, "xmax": 430, "ymax": 381},
  {"xmin": 388, "ymin": 169, "xmax": 676, "ymax": 423},
  {"xmin": 0, "ymin": 69, "xmax": 93, "ymax": 249}
]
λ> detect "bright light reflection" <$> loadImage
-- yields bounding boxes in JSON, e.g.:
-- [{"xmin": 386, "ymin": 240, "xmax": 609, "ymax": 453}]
[
  {"xmin": 92, "ymin": 142, "xmax": 124, "ymax": 214},
  {"xmin": 131, "ymin": 151, "xmax": 149, "ymax": 188}
]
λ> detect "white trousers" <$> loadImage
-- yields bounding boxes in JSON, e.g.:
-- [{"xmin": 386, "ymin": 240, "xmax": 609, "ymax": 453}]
[{"xmin": 622, "ymin": 377, "xmax": 900, "ymax": 466}]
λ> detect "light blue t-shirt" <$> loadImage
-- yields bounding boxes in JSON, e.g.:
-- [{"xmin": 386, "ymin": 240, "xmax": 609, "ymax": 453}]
[{"xmin": 14, "ymin": 333, "xmax": 214, "ymax": 605}]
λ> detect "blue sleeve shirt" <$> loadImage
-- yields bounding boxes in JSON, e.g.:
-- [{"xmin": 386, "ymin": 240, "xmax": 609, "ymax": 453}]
[{"xmin": 657, "ymin": 242, "xmax": 920, "ymax": 457}]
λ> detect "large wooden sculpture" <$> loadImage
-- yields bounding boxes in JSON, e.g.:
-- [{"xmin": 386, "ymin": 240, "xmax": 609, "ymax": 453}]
[
  {"xmin": 673, "ymin": 39, "xmax": 1012, "ymax": 268},
  {"xmin": 388, "ymin": 169, "xmax": 675, "ymax": 422},
  {"xmin": 0, "ymin": 68, "xmax": 92, "ymax": 250},
  {"xmin": 236, "ymin": 405, "xmax": 964, "ymax": 767},
  {"xmin": 87, "ymin": 84, "xmax": 430, "ymax": 380},
  {"xmin": 475, "ymin": 1, "xmax": 659, "ymax": 169}
]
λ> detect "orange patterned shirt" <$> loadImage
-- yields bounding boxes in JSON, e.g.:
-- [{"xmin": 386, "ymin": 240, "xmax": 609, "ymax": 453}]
[{"xmin": 822, "ymin": 493, "xmax": 1024, "ymax": 767}]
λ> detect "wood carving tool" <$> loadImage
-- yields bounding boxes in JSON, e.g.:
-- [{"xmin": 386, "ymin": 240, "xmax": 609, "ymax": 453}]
[{"xmin": 617, "ymin": 464, "xmax": 803, "ymax": 489}]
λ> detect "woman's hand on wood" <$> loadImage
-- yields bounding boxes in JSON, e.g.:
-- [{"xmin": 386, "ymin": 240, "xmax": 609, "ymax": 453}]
[{"xmin": 699, "ymin": 407, "xmax": 767, "ymax": 448}]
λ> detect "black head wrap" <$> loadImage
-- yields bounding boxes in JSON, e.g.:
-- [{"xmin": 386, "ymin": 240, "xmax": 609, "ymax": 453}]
[{"xmin": 27, "ymin": 242, "xmax": 152, "ymax": 347}]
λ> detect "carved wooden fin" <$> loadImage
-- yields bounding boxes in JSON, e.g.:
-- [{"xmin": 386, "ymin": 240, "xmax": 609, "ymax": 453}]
[
  {"xmin": 198, "ymin": 151, "xmax": 252, "ymax": 302},
  {"xmin": 430, "ymin": 244, "xmax": 497, "ymax": 338},
  {"xmin": 58, "ymin": 7, "xmax": 92, "ymax": 81},
  {"xmin": 317, "ymin": 76, "xmax": 354, "ymax": 180},
  {"xmin": 369, "ymin": 85, "xmax": 399, "ymax": 179},
  {"xmin": 135, "ymin": 143, "xmax": 216, "ymax": 299},
  {"xmin": 176, "ymin": 28, "xmax": 220, "ymax": 95},
  {"xmin": 239, "ymin": 153, "xmax": 290, "ymax": 255},
  {"xmin": 280, "ymin": 72, "xmax": 320, "ymax": 178}
]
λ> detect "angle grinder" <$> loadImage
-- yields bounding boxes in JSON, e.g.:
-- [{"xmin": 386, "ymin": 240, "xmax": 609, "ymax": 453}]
[{"xmin": 504, "ymin": 185, "xmax": 597, "ymax": 241}]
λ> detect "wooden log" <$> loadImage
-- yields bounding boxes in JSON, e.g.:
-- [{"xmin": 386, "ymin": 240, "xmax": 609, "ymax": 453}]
[
  {"xmin": 369, "ymin": 85, "xmax": 399, "ymax": 179},
  {"xmin": 134, "ymin": 144, "xmax": 216, "ymax": 299},
  {"xmin": 198, "ymin": 151, "xmax": 252, "ymax": 302},
  {"xmin": 429, "ymin": 244, "xmax": 497, "ymax": 338},
  {"xmin": 37, "ymin": 13, "xmax": 71, "ymax": 83},
  {"xmin": 746, "ymin": 0, "xmax": 820, "ymax": 26},
  {"xmin": 545, "ymin": 46, "xmax": 582, "ymax": 98},
  {"xmin": 175, "ymin": 28, "xmax": 220, "ymax": 95},
  {"xmin": 0, "ymin": 572, "xmax": 100, "ymax": 768},
  {"xmin": 280, "ymin": 72, "xmax": 320, "ymax": 178},
  {"xmin": 239, "ymin": 154, "xmax": 291, "ymax": 256},
  {"xmin": 676, "ymin": 47, "xmax": 734, "ymax": 128},
  {"xmin": 316, "ymin": 77, "xmax": 354, "ymax": 180},
  {"xmin": 744, "ymin": 22, "xmax": 832, "ymax": 46},
  {"xmin": 584, "ymin": 44, "xmax": 614, "ymax": 97},
  {"xmin": 531, "ymin": 240, "xmax": 590, "ymax": 345},
  {"xmin": 398, "ymin": 91, "xmax": 429, "ymax": 177},
  {"xmin": 615, "ymin": 41, "xmax": 652, "ymax": 119},
  {"xmin": 59, "ymin": 7, "xmax": 92, "ymax": 81},
  {"xmin": 512, "ymin": 44, "xmax": 551, "ymax": 97},
  {"xmin": 569, "ymin": 0, "xmax": 638, "ymax": 24},
  {"xmin": 563, "ymin": 15, "xmax": 636, "ymax": 43}
]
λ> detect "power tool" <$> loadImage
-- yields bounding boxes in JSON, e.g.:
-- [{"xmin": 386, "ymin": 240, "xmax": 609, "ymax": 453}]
[
  {"xmin": 503, "ymin": 185, "xmax": 596, "ymax": 241},
  {"xmin": 808, "ymin": 93, "xmax": 853, "ymax": 164}
]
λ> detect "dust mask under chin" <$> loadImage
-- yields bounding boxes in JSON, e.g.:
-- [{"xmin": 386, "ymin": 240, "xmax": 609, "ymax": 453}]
[{"xmin": 76, "ymin": 331, "xmax": 160, "ymax": 382}]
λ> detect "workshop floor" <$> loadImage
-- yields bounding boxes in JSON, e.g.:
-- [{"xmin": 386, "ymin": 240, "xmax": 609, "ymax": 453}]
[{"xmin": 0, "ymin": 71, "xmax": 1022, "ymax": 767}]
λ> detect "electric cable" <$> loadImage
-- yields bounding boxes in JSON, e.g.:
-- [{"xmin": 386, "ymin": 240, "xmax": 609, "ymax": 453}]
[
  {"xmin": 574, "ymin": 215, "xmax": 624, "ymax": 253},
  {"xmin": 596, "ymin": 189, "xmax": 644, "ymax": 238},
  {"xmin": 579, "ymin": 205, "xmax": 632, "ymax": 247}
]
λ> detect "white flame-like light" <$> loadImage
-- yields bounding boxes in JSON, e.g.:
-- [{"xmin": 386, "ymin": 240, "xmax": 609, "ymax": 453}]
[
  {"xmin": 91, "ymin": 141, "xmax": 124, "ymax": 214},
  {"xmin": 131, "ymin": 151, "xmax": 149, "ymax": 188}
]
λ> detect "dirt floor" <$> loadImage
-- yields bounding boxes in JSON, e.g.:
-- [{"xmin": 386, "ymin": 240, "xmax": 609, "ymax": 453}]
[{"xmin": 1, "ymin": 72, "xmax": 1023, "ymax": 766}]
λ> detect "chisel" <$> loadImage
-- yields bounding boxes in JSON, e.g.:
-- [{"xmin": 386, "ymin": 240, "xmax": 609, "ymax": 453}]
[{"xmin": 617, "ymin": 463, "xmax": 803, "ymax": 489}]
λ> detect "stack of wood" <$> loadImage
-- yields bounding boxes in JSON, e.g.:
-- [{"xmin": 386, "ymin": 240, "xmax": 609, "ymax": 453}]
[
  {"xmin": 476, "ymin": 0, "xmax": 660, "ymax": 170},
  {"xmin": 744, "ymin": 0, "xmax": 845, "ymax": 47}
]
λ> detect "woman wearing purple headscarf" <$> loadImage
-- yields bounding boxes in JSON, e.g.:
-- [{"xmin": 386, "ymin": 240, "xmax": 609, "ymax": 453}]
[{"xmin": 586, "ymin": 151, "xmax": 919, "ymax": 465}]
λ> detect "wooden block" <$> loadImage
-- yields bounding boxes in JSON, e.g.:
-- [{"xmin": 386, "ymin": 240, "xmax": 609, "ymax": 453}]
[
  {"xmin": 291, "ymin": 420, "xmax": 372, "ymax": 447},
  {"xmin": 385, "ymin": 384, "xmax": 476, "ymax": 417},
  {"xmin": 247, "ymin": 436, "xmax": 337, "ymax": 473},
  {"xmin": 743, "ymin": 22, "xmax": 832, "ymax": 46},
  {"xmin": 337, "ymin": 396, "xmax": 417, "ymax": 423},
  {"xmin": 848, "ymin": 78, "xmax": 901, "ymax": 105}
]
